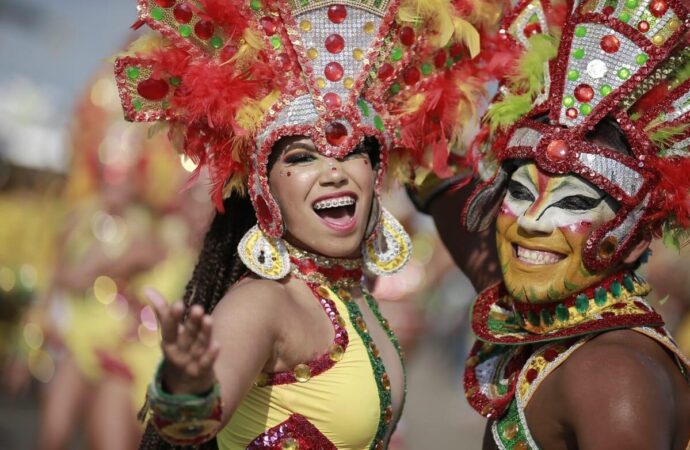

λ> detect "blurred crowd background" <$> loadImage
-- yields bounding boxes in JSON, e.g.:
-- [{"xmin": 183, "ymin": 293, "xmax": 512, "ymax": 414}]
[{"xmin": 1, "ymin": 1, "xmax": 689, "ymax": 449}]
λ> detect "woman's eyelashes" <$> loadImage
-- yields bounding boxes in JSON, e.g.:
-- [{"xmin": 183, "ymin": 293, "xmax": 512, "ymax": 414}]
[{"xmin": 283, "ymin": 150, "xmax": 317, "ymax": 165}]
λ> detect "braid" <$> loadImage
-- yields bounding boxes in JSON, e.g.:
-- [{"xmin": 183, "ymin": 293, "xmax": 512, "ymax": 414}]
[{"xmin": 139, "ymin": 192, "xmax": 257, "ymax": 450}]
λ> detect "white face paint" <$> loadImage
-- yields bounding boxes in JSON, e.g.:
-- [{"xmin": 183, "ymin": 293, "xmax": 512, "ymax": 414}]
[{"xmin": 496, "ymin": 162, "xmax": 618, "ymax": 303}]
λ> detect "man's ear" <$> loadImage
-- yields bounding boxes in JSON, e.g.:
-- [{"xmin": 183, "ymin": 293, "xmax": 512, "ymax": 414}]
[{"xmin": 622, "ymin": 237, "xmax": 651, "ymax": 264}]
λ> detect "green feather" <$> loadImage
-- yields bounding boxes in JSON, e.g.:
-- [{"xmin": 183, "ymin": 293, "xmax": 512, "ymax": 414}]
[{"xmin": 650, "ymin": 124, "xmax": 690, "ymax": 151}]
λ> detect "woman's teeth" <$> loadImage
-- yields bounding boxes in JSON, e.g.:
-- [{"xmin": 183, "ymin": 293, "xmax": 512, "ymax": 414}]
[
  {"xmin": 313, "ymin": 196, "xmax": 355, "ymax": 210},
  {"xmin": 516, "ymin": 246, "xmax": 564, "ymax": 265}
]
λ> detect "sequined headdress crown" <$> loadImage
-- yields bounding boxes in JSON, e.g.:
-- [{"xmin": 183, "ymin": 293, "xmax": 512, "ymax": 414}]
[
  {"xmin": 464, "ymin": 0, "xmax": 690, "ymax": 270},
  {"xmin": 114, "ymin": 0, "xmax": 502, "ymax": 237}
]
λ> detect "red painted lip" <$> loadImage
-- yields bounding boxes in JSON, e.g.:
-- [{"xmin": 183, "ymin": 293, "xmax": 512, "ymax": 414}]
[{"xmin": 311, "ymin": 191, "xmax": 358, "ymax": 207}]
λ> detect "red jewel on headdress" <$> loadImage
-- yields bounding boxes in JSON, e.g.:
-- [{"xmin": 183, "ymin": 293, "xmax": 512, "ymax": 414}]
[
  {"xmin": 324, "ymin": 62, "xmax": 344, "ymax": 81},
  {"xmin": 523, "ymin": 22, "xmax": 542, "ymax": 38},
  {"xmin": 328, "ymin": 5, "xmax": 347, "ymax": 24},
  {"xmin": 378, "ymin": 63, "xmax": 394, "ymax": 81},
  {"xmin": 649, "ymin": 0, "xmax": 668, "ymax": 17},
  {"xmin": 638, "ymin": 21, "xmax": 650, "ymax": 32},
  {"xmin": 195, "ymin": 20, "xmax": 214, "ymax": 40},
  {"xmin": 154, "ymin": 0, "xmax": 175, "ymax": 7},
  {"xmin": 260, "ymin": 16, "xmax": 278, "ymax": 36},
  {"xmin": 403, "ymin": 67, "xmax": 421, "ymax": 85},
  {"xmin": 600, "ymin": 35, "xmax": 620, "ymax": 53},
  {"xmin": 325, "ymin": 122, "xmax": 348, "ymax": 146},
  {"xmin": 546, "ymin": 139, "xmax": 571, "ymax": 161},
  {"xmin": 566, "ymin": 108, "xmax": 578, "ymax": 119},
  {"xmin": 173, "ymin": 3, "xmax": 193, "ymax": 23},
  {"xmin": 325, "ymin": 34, "xmax": 345, "ymax": 54},
  {"xmin": 400, "ymin": 26, "xmax": 415, "ymax": 46},
  {"xmin": 324, "ymin": 93, "xmax": 342, "ymax": 109},
  {"xmin": 574, "ymin": 84, "xmax": 594, "ymax": 102},
  {"xmin": 137, "ymin": 78, "xmax": 169, "ymax": 100}
]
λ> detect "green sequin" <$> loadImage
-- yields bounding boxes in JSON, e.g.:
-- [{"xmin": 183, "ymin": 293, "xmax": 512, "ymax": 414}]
[
  {"xmin": 540, "ymin": 309, "xmax": 554, "ymax": 327},
  {"xmin": 610, "ymin": 281, "xmax": 622, "ymax": 298},
  {"xmin": 271, "ymin": 36, "xmax": 282, "ymax": 50},
  {"xmin": 126, "ymin": 67, "xmax": 140, "ymax": 80},
  {"xmin": 210, "ymin": 36, "xmax": 224, "ymax": 49},
  {"xmin": 169, "ymin": 76, "xmax": 181, "ymax": 87},
  {"xmin": 619, "ymin": 11, "xmax": 631, "ymax": 23},
  {"xmin": 563, "ymin": 96, "xmax": 575, "ymax": 107},
  {"xmin": 575, "ymin": 26, "xmax": 587, "ymax": 37},
  {"xmin": 179, "ymin": 24, "xmax": 192, "ymax": 37},
  {"xmin": 374, "ymin": 116, "xmax": 385, "ymax": 131},
  {"xmin": 555, "ymin": 303, "xmax": 570, "ymax": 322},
  {"xmin": 624, "ymin": 0, "xmax": 638, "ymax": 8},
  {"xmin": 573, "ymin": 48, "xmax": 585, "ymax": 59},
  {"xmin": 600, "ymin": 84, "xmax": 612, "ymax": 96},
  {"xmin": 389, "ymin": 83, "xmax": 401, "ymax": 95},
  {"xmin": 250, "ymin": 0, "xmax": 262, "ymax": 10},
  {"xmin": 636, "ymin": 53, "xmax": 648, "ymax": 65},
  {"xmin": 150, "ymin": 7, "xmax": 164, "ymax": 21},
  {"xmin": 390, "ymin": 47, "xmax": 403, "ymax": 61},
  {"xmin": 594, "ymin": 287, "xmax": 608, "ymax": 306},
  {"xmin": 580, "ymin": 103, "xmax": 592, "ymax": 115},
  {"xmin": 358, "ymin": 99, "xmax": 370, "ymax": 116},
  {"xmin": 421, "ymin": 63, "xmax": 433, "ymax": 75},
  {"xmin": 575, "ymin": 294, "xmax": 589, "ymax": 314},
  {"xmin": 132, "ymin": 99, "xmax": 143, "ymax": 111},
  {"xmin": 567, "ymin": 69, "xmax": 579, "ymax": 81},
  {"xmin": 623, "ymin": 275, "xmax": 635, "ymax": 292},
  {"xmin": 618, "ymin": 68, "xmax": 630, "ymax": 80}
]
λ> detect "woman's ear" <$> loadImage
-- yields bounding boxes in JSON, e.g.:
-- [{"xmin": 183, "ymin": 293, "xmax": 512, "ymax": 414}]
[{"xmin": 622, "ymin": 237, "xmax": 651, "ymax": 264}]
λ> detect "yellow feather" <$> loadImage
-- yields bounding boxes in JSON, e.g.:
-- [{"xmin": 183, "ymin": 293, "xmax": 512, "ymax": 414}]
[
  {"xmin": 112, "ymin": 34, "xmax": 165, "ymax": 60},
  {"xmin": 397, "ymin": 0, "xmax": 461, "ymax": 47},
  {"xmin": 235, "ymin": 90, "xmax": 281, "ymax": 132},
  {"xmin": 451, "ymin": 17, "xmax": 480, "ymax": 58},
  {"xmin": 402, "ymin": 93, "xmax": 427, "ymax": 114}
]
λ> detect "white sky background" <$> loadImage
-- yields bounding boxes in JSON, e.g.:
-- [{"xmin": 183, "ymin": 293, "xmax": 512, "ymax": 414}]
[{"xmin": 0, "ymin": 0, "xmax": 134, "ymax": 171}]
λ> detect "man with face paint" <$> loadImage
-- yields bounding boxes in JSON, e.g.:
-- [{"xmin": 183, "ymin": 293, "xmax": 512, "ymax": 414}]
[{"xmin": 417, "ymin": 0, "xmax": 690, "ymax": 448}]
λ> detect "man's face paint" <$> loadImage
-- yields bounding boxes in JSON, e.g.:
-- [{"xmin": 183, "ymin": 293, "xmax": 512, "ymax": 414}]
[{"xmin": 496, "ymin": 162, "xmax": 618, "ymax": 303}]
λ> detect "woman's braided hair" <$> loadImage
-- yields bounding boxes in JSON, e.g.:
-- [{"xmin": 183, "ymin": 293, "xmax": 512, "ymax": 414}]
[{"xmin": 139, "ymin": 192, "xmax": 256, "ymax": 450}]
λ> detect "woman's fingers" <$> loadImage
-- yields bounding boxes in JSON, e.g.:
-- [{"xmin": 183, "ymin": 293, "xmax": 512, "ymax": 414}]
[
  {"xmin": 177, "ymin": 304, "xmax": 205, "ymax": 351},
  {"xmin": 144, "ymin": 288, "xmax": 180, "ymax": 344}
]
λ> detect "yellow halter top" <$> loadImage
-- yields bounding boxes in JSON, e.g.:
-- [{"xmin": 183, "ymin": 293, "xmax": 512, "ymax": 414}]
[{"xmin": 216, "ymin": 283, "xmax": 404, "ymax": 450}]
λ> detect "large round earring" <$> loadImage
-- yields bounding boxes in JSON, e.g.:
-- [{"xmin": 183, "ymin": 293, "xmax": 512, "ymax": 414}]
[
  {"xmin": 362, "ymin": 208, "xmax": 412, "ymax": 276},
  {"xmin": 238, "ymin": 225, "xmax": 290, "ymax": 280}
]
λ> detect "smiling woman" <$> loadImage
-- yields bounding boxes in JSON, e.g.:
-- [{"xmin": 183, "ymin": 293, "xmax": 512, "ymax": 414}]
[{"xmin": 112, "ymin": 0, "xmax": 492, "ymax": 448}]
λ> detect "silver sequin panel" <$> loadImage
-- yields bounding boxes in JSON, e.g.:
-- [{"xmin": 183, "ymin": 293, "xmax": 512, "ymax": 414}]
[
  {"xmin": 578, "ymin": 152, "xmax": 643, "ymax": 197},
  {"xmin": 507, "ymin": 127, "xmax": 543, "ymax": 149},
  {"xmin": 256, "ymin": 94, "xmax": 320, "ymax": 149},
  {"xmin": 602, "ymin": 194, "xmax": 649, "ymax": 245}
]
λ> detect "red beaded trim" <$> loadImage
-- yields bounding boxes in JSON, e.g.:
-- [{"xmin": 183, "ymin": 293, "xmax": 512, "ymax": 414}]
[
  {"xmin": 114, "ymin": 56, "xmax": 175, "ymax": 123},
  {"xmin": 260, "ymin": 283, "xmax": 349, "ymax": 386},
  {"xmin": 470, "ymin": 282, "xmax": 664, "ymax": 345},
  {"xmin": 639, "ymin": 77, "xmax": 690, "ymax": 130},
  {"xmin": 246, "ymin": 413, "xmax": 337, "ymax": 449}
]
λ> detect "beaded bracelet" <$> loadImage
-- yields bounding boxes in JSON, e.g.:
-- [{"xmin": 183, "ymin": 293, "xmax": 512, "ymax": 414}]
[{"xmin": 146, "ymin": 364, "xmax": 223, "ymax": 446}]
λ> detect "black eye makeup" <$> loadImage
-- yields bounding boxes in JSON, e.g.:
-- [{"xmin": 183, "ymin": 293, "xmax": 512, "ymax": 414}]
[
  {"xmin": 508, "ymin": 180, "xmax": 536, "ymax": 202},
  {"xmin": 283, "ymin": 150, "xmax": 317, "ymax": 165},
  {"xmin": 551, "ymin": 195, "xmax": 606, "ymax": 211}
]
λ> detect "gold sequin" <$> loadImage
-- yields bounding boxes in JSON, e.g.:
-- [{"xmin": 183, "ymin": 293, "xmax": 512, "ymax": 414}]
[
  {"xmin": 501, "ymin": 422, "xmax": 519, "ymax": 441},
  {"xmin": 254, "ymin": 373, "xmax": 269, "ymax": 387},
  {"xmin": 363, "ymin": 22, "xmax": 375, "ymax": 34},
  {"xmin": 294, "ymin": 363, "xmax": 311, "ymax": 382},
  {"xmin": 381, "ymin": 373, "xmax": 391, "ymax": 390},
  {"xmin": 307, "ymin": 47, "xmax": 319, "ymax": 60},
  {"xmin": 514, "ymin": 440, "xmax": 529, "ymax": 450},
  {"xmin": 481, "ymin": 342, "xmax": 495, "ymax": 354},
  {"xmin": 384, "ymin": 406, "xmax": 393, "ymax": 423},
  {"xmin": 353, "ymin": 48, "xmax": 364, "ymax": 60},
  {"xmin": 329, "ymin": 343, "xmax": 345, "ymax": 362},
  {"xmin": 652, "ymin": 34, "xmax": 664, "ymax": 45},
  {"xmin": 337, "ymin": 288, "xmax": 352, "ymax": 301},
  {"xmin": 465, "ymin": 386, "xmax": 479, "ymax": 398},
  {"xmin": 465, "ymin": 356, "xmax": 479, "ymax": 368},
  {"xmin": 356, "ymin": 316, "xmax": 368, "ymax": 332},
  {"xmin": 480, "ymin": 404, "xmax": 494, "ymax": 416},
  {"xmin": 343, "ymin": 77, "xmax": 354, "ymax": 89},
  {"xmin": 281, "ymin": 437, "xmax": 299, "ymax": 450},
  {"xmin": 668, "ymin": 18, "xmax": 680, "ymax": 31},
  {"xmin": 316, "ymin": 78, "xmax": 326, "ymax": 89},
  {"xmin": 336, "ymin": 315, "xmax": 346, "ymax": 328},
  {"xmin": 316, "ymin": 286, "xmax": 330, "ymax": 297},
  {"xmin": 299, "ymin": 20, "xmax": 312, "ymax": 32},
  {"xmin": 369, "ymin": 342, "xmax": 380, "ymax": 357}
]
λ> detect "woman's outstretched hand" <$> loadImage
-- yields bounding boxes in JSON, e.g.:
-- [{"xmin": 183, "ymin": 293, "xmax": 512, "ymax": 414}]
[{"xmin": 145, "ymin": 288, "xmax": 220, "ymax": 395}]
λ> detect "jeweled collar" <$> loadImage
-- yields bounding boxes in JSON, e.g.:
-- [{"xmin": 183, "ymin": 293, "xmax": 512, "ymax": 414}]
[
  {"xmin": 472, "ymin": 272, "xmax": 664, "ymax": 345},
  {"xmin": 285, "ymin": 240, "xmax": 363, "ymax": 290}
]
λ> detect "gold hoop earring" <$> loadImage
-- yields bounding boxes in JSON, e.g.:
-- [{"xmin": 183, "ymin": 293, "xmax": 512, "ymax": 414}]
[
  {"xmin": 238, "ymin": 225, "xmax": 290, "ymax": 280},
  {"xmin": 362, "ymin": 208, "xmax": 412, "ymax": 276}
]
